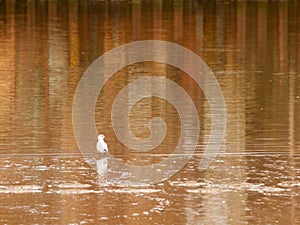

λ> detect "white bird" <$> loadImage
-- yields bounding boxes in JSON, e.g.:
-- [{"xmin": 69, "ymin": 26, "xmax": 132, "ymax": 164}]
[{"xmin": 97, "ymin": 134, "xmax": 109, "ymax": 153}]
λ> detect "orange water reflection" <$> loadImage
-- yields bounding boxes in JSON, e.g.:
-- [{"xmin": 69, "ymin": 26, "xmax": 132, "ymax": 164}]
[{"xmin": 0, "ymin": 1, "xmax": 299, "ymax": 224}]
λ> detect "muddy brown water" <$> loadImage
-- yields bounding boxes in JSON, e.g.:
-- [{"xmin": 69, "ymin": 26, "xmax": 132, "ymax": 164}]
[{"xmin": 0, "ymin": 1, "xmax": 299, "ymax": 224}]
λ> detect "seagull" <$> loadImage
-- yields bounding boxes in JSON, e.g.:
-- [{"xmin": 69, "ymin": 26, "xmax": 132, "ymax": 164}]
[{"xmin": 97, "ymin": 134, "xmax": 109, "ymax": 153}]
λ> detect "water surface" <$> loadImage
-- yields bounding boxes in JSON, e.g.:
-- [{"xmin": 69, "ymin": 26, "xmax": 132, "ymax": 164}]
[{"xmin": 0, "ymin": 1, "xmax": 299, "ymax": 224}]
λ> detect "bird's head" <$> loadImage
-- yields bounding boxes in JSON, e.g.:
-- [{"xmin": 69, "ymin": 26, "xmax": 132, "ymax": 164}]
[{"xmin": 98, "ymin": 134, "xmax": 105, "ymax": 140}]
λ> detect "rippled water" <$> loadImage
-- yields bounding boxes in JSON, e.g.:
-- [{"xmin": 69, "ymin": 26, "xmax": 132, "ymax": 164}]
[{"xmin": 0, "ymin": 1, "xmax": 299, "ymax": 224}]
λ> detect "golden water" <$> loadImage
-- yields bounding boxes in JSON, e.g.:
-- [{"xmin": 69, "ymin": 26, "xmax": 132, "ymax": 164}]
[{"xmin": 0, "ymin": 1, "xmax": 299, "ymax": 224}]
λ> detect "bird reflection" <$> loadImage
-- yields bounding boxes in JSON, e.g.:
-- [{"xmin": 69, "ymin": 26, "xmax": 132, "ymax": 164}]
[{"xmin": 96, "ymin": 157, "xmax": 108, "ymax": 175}]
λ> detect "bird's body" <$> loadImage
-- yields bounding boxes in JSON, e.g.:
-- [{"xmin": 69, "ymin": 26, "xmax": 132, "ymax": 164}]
[{"xmin": 97, "ymin": 134, "xmax": 109, "ymax": 153}]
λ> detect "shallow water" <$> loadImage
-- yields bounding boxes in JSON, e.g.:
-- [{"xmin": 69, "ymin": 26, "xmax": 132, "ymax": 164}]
[{"xmin": 0, "ymin": 1, "xmax": 300, "ymax": 224}]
